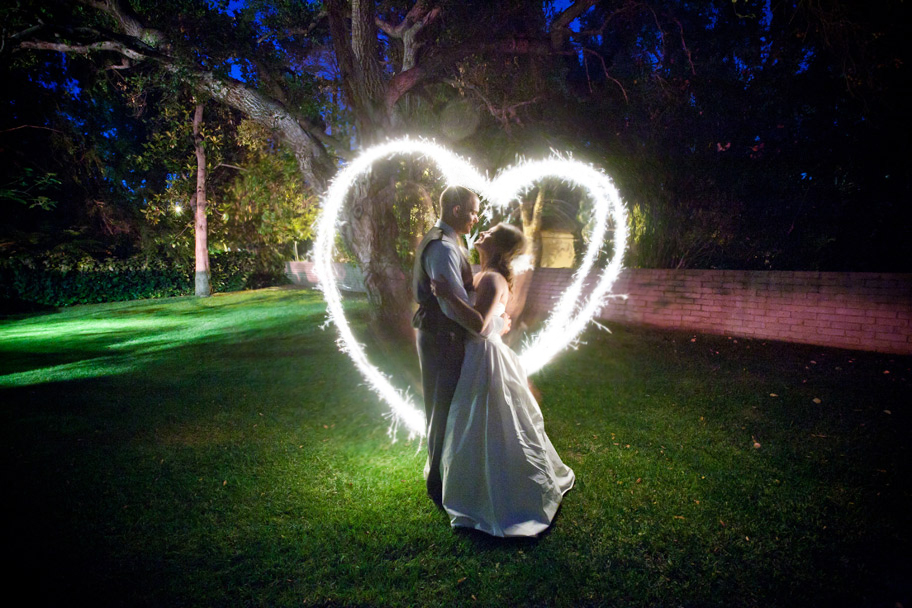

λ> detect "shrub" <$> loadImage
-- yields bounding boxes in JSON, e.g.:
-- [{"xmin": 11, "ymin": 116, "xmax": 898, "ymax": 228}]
[{"xmin": 0, "ymin": 251, "xmax": 264, "ymax": 309}]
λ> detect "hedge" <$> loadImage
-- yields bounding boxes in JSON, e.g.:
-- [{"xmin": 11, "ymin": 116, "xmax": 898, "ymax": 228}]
[{"xmin": 0, "ymin": 252, "xmax": 262, "ymax": 309}]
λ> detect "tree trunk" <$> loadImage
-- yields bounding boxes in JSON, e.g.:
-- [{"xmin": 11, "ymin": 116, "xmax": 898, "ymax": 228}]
[
  {"xmin": 521, "ymin": 187, "xmax": 546, "ymax": 267},
  {"xmin": 369, "ymin": 174, "xmax": 418, "ymax": 332},
  {"xmin": 325, "ymin": 1, "xmax": 424, "ymax": 348},
  {"xmin": 192, "ymin": 103, "xmax": 211, "ymax": 297},
  {"xmin": 336, "ymin": 162, "xmax": 416, "ymax": 351}
]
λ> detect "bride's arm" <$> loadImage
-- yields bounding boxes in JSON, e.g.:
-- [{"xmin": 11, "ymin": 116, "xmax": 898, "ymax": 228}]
[
  {"xmin": 433, "ymin": 272, "xmax": 506, "ymax": 335},
  {"xmin": 473, "ymin": 273, "xmax": 508, "ymax": 335}
]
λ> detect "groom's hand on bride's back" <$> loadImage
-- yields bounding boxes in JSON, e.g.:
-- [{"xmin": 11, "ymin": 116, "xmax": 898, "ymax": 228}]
[
  {"xmin": 501, "ymin": 313, "xmax": 512, "ymax": 335},
  {"xmin": 430, "ymin": 278, "xmax": 455, "ymax": 300}
]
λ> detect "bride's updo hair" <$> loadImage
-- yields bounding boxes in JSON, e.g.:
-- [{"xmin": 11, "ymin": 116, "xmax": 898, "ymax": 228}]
[{"xmin": 485, "ymin": 224, "xmax": 527, "ymax": 290}]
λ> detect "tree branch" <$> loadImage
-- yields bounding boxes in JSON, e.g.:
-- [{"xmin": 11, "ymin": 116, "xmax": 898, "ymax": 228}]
[
  {"xmin": 673, "ymin": 16, "xmax": 696, "ymax": 75},
  {"xmin": 214, "ymin": 163, "xmax": 246, "ymax": 172},
  {"xmin": 3, "ymin": 23, "xmax": 45, "ymax": 54},
  {"xmin": 383, "ymin": 35, "xmax": 557, "ymax": 110},
  {"xmin": 550, "ymin": 0, "xmax": 599, "ymax": 48},
  {"xmin": 17, "ymin": 39, "xmax": 148, "ymax": 61},
  {"xmin": 76, "ymin": 0, "xmax": 162, "ymax": 45},
  {"xmin": 648, "ymin": 6, "xmax": 666, "ymax": 66},
  {"xmin": 376, "ymin": 2, "xmax": 441, "ymax": 71},
  {"xmin": 385, "ymin": 66, "xmax": 425, "ymax": 110},
  {"xmin": 445, "ymin": 77, "xmax": 539, "ymax": 134},
  {"xmin": 17, "ymin": 2, "xmax": 340, "ymax": 188},
  {"xmin": 0, "ymin": 125, "xmax": 63, "ymax": 135},
  {"xmin": 256, "ymin": 10, "xmax": 327, "ymax": 45},
  {"xmin": 581, "ymin": 48, "xmax": 629, "ymax": 102}
]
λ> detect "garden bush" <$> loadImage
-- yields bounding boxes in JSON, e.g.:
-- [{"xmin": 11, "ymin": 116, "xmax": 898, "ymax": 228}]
[{"xmin": 0, "ymin": 251, "xmax": 265, "ymax": 309}]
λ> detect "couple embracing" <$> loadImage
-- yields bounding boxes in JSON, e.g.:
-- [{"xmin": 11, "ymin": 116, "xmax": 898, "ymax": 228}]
[{"xmin": 413, "ymin": 185, "xmax": 575, "ymax": 538}]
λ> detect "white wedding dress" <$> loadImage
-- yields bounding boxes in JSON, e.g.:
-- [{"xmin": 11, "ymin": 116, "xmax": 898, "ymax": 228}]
[{"xmin": 440, "ymin": 301, "xmax": 575, "ymax": 537}]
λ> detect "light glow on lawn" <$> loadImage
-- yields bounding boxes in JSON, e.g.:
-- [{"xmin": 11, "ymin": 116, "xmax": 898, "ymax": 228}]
[{"xmin": 314, "ymin": 137, "xmax": 627, "ymax": 438}]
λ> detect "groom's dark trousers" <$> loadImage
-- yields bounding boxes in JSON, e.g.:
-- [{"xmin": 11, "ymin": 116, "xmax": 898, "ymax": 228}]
[
  {"xmin": 415, "ymin": 329, "xmax": 464, "ymax": 503},
  {"xmin": 413, "ymin": 226, "xmax": 474, "ymax": 504}
]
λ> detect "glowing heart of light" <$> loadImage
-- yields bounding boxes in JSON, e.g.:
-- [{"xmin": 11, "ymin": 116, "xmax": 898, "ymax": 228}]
[{"xmin": 314, "ymin": 138, "xmax": 627, "ymax": 439}]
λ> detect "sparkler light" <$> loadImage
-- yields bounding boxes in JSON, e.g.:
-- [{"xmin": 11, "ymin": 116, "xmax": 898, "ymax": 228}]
[{"xmin": 313, "ymin": 138, "xmax": 627, "ymax": 438}]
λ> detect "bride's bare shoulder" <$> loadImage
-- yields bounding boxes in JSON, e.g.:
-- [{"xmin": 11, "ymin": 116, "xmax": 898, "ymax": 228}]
[
  {"xmin": 475, "ymin": 270, "xmax": 508, "ymax": 290},
  {"xmin": 475, "ymin": 272, "xmax": 508, "ymax": 305}
]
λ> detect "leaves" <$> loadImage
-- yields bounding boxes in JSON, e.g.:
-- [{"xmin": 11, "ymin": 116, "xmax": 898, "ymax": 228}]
[
  {"xmin": 1, "ymin": 251, "xmax": 257, "ymax": 306},
  {"xmin": 216, "ymin": 120, "xmax": 319, "ymax": 247}
]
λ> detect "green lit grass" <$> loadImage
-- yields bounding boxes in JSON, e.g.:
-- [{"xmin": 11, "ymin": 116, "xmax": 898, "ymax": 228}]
[{"xmin": 1, "ymin": 288, "xmax": 909, "ymax": 606}]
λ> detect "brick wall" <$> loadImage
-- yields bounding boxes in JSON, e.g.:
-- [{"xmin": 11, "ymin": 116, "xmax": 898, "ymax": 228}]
[
  {"xmin": 525, "ymin": 268, "xmax": 912, "ymax": 355},
  {"xmin": 287, "ymin": 261, "xmax": 912, "ymax": 355}
]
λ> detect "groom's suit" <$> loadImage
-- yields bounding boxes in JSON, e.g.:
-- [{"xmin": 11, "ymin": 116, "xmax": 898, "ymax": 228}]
[{"xmin": 413, "ymin": 220, "xmax": 474, "ymax": 503}]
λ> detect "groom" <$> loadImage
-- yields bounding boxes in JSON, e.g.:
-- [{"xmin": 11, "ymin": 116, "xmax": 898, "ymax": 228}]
[{"xmin": 413, "ymin": 185, "xmax": 483, "ymax": 506}]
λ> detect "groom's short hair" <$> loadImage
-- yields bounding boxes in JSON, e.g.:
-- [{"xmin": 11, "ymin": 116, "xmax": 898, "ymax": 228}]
[{"xmin": 439, "ymin": 185, "xmax": 477, "ymax": 217}]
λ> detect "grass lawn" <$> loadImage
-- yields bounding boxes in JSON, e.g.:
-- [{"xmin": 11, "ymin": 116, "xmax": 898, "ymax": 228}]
[{"xmin": 1, "ymin": 287, "xmax": 909, "ymax": 607}]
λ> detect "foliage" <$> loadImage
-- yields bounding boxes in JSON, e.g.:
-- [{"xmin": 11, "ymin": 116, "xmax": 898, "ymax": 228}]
[
  {"xmin": 129, "ymin": 96, "xmax": 309, "ymax": 280},
  {"xmin": 131, "ymin": 86, "xmax": 234, "ymax": 250},
  {"xmin": 0, "ymin": 2, "xmax": 321, "ymax": 277},
  {"xmin": 0, "ymin": 251, "xmax": 260, "ymax": 308},
  {"xmin": 386, "ymin": 161, "xmax": 444, "ymax": 276},
  {"xmin": 0, "ymin": 168, "xmax": 60, "ymax": 210},
  {"xmin": 0, "ymin": 290, "xmax": 909, "ymax": 606},
  {"xmin": 213, "ymin": 120, "xmax": 320, "ymax": 259},
  {"xmin": 2, "ymin": 0, "xmax": 910, "ymax": 279},
  {"xmin": 0, "ymin": 39, "xmax": 144, "ymax": 259},
  {"xmin": 553, "ymin": 0, "xmax": 912, "ymax": 270}
]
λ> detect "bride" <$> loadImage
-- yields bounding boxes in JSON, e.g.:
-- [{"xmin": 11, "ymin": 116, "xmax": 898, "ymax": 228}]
[{"xmin": 431, "ymin": 223, "xmax": 575, "ymax": 537}]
